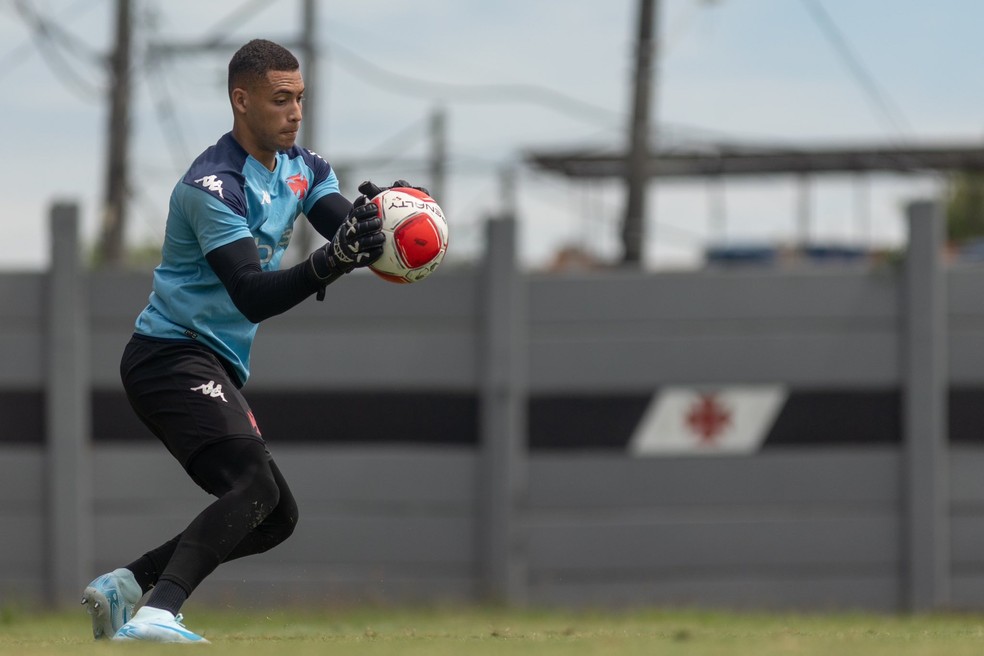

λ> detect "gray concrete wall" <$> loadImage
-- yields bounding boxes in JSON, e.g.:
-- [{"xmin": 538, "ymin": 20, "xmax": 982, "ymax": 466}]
[{"xmin": 0, "ymin": 202, "xmax": 977, "ymax": 612}]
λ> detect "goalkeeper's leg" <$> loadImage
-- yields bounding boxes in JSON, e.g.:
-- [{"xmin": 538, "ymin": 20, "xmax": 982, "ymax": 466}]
[
  {"xmin": 108, "ymin": 440, "xmax": 297, "ymax": 642},
  {"xmin": 83, "ymin": 436, "xmax": 297, "ymax": 640},
  {"xmin": 123, "ymin": 438, "xmax": 299, "ymax": 612}
]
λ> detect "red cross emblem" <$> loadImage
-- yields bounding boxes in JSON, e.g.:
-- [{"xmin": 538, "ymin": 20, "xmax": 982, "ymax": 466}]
[{"xmin": 685, "ymin": 393, "xmax": 731, "ymax": 443}]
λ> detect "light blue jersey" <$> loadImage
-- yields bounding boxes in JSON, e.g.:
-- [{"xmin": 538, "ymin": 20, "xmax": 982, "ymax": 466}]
[{"xmin": 135, "ymin": 132, "xmax": 339, "ymax": 384}]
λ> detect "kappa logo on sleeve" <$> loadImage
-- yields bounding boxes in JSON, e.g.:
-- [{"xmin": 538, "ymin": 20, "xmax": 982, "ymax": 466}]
[{"xmin": 194, "ymin": 174, "xmax": 225, "ymax": 199}]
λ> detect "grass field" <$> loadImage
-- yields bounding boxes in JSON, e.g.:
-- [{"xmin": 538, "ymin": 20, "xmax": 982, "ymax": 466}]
[{"xmin": 3, "ymin": 604, "xmax": 984, "ymax": 655}]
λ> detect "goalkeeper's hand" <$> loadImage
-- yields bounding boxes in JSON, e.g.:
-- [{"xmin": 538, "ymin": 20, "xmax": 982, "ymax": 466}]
[
  {"xmin": 309, "ymin": 197, "xmax": 384, "ymax": 286},
  {"xmin": 358, "ymin": 179, "xmax": 431, "ymax": 199}
]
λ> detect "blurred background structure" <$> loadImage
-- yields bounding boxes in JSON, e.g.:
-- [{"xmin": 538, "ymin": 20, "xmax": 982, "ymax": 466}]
[
  {"xmin": 5, "ymin": 0, "xmax": 984, "ymax": 614},
  {"xmin": 0, "ymin": 200, "xmax": 971, "ymax": 613},
  {"xmin": 4, "ymin": 0, "xmax": 984, "ymax": 271}
]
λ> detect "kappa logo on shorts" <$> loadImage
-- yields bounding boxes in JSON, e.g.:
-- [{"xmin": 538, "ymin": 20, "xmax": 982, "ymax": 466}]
[{"xmin": 190, "ymin": 380, "xmax": 228, "ymax": 403}]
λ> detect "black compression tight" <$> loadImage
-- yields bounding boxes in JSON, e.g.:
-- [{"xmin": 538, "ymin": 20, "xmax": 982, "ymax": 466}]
[{"xmin": 126, "ymin": 438, "xmax": 298, "ymax": 598}]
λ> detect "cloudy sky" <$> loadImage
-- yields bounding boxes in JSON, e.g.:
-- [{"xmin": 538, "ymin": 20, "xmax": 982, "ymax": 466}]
[{"xmin": 2, "ymin": 0, "xmax": 981, "ymax": 270}]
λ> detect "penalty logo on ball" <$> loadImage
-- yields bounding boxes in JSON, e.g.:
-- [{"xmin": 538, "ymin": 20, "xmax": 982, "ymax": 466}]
[{"xmin": 369, "ymin": 187, "xmax": 449, "ymax": 284}]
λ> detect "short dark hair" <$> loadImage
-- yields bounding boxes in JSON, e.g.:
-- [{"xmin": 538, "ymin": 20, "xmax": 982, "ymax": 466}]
[{"xmin": 228, "ymin": 39, "xmax": 299, "ymax": 97}]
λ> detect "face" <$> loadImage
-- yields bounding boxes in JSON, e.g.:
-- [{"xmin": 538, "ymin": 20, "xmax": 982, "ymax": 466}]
[{"xmin": 231, "ymin": 69, "xmax": 304, "ymax": 162}]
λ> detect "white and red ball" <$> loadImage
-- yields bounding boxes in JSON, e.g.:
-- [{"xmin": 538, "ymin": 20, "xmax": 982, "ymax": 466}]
[{"xmin": 368, "ymin": 187, "xmax": 448, "ymax": 284}]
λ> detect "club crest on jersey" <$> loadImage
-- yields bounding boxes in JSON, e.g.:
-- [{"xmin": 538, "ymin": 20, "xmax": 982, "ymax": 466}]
[
  {"xmin": 194, "ymin": 174, "xmax": 225, "ymax": 199},
  {"xmin": 286, "ymin": 173, "xmax": 308, "ymax": 199}
]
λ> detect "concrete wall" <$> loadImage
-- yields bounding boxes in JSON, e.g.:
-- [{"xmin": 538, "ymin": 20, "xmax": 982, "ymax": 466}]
[{"xmin": 0, "ymin": 202, "xmax": 976, "ymax": 612}]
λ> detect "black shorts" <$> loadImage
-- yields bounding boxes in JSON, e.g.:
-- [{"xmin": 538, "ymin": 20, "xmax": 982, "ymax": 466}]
[{"xmin": 120, "ymin": 334, "xmax": 265, "ymax": 469}]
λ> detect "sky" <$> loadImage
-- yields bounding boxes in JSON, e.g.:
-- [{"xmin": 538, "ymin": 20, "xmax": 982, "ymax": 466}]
[{"xmin": 2, "ymin": 0, "xmax": 983, "ymax": 271}]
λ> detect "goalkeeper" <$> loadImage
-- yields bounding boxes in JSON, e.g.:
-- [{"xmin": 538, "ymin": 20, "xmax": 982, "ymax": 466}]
[{"xmin": 80, "ymin": 38, "xmax": 419, "ymax": 643}]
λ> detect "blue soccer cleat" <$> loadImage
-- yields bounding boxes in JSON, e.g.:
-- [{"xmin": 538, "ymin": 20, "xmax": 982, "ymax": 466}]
[
  {"xmin": 113, "ymin": 606, "xmax": 209, "ymax": 644},
  {"xmin": 80, "ymin": 568, "xmax": 142, "ymax": 639}
]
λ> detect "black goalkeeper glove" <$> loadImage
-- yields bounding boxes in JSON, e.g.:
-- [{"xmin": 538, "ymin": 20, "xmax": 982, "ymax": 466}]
[
  {"xmin": 358, "ymin": 179, "xmax": 431, "ymax": 199},
  {"xmin": 308, "ymin": 197, "xmax": 384, "ymax": 299}
]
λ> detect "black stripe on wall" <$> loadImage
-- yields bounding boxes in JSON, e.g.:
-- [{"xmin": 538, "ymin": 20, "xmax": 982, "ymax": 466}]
[{"xmin": 2, "ymin": 388, "xmax": 983, "ymax": 448}]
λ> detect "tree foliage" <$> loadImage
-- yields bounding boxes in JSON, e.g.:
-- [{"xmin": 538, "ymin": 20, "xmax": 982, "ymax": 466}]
[{"xmin": 947, "ymin": 172, "xmax": 984, "ymax": 243}]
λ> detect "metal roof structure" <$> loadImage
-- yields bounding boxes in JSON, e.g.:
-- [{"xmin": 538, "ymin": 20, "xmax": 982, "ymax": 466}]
[{"xmin": 526, "ymin": 143, "xmax": 984, "ymax": 179}]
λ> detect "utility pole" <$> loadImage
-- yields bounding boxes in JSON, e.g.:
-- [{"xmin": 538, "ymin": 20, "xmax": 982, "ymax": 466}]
[
  {"xmin": 430, "ymin": 107, "xmax": 447, "ymax": 204},
  {"xmin": 797, "ymin": 173, "xmax": 812, "ymax": 246},
  {"xmin": 293, "ymin": 0, "xmax": 319, "ymax": 258},
  {"xmin": 116, "ymin": 1, "xmax": 321, "ymax": 266},
  {"xmin": 621, "ymin": 0, "xmax": 659, "ymax": 266},
  {"xmin": 500, "ymin": 165, "xmax": 517, "ymax": 222},
  {"xmin": 96, "ymin": 0, "xmax": 132, "ymax": 268}
]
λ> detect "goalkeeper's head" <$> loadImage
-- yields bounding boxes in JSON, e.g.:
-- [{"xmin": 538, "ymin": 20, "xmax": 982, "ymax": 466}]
[
  {"xmin": 228, "ymin": 39, "xmax": 299, "ymax": 101},
  {"xmin": 227, "ymin": 39, "xmax": 304, "ymax": 164}
]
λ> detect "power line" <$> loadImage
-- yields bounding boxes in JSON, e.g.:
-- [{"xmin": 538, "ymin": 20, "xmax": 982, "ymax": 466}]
[
  {"xmin": 326, "ymin": 38, "xmax": 624, "ymax": 130},
  {"xmin": 327, "ymin": 15, "xmax": 762, "ymax": 155},
  {"xmin": 799, "ymin": 0, "xmax": 911, "ymax": 138},
  {"xmin": 9, "ymin": 0, "xmax": 103, "ymax": 64},
  {"xmin": 0, "ymin": 32, "xmax": 36, "ymax": 71},
  {"xmin": 12, "ymin": 0, "xmax": 104, "ymax": 101},
  {"xmin": 358, "ymin": 114, "xmax": 430, "ymax": 165},
  {"xmin": 144, "ymin": 54, "xmax": 193, "ymax": 169},
  {"xmin": 195, "ymin": 0, "xmax": 280, "ymax": 49}
]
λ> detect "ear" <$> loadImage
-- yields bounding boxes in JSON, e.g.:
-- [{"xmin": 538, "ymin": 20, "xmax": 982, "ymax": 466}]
[{"xmin": 231, "ymin": 87, "xmax": 249, "ymax": 115}]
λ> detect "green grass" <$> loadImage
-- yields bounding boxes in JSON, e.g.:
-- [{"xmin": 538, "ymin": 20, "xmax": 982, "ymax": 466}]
[{"xmin": 3, "ymin": 604, "xmax": 984, "ymax": 655}]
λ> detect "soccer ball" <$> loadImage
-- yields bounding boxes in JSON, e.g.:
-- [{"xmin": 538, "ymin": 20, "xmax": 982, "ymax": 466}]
[{"xmin": 368, "ymin": 187, "xmax": 449, "ymax": 284}]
